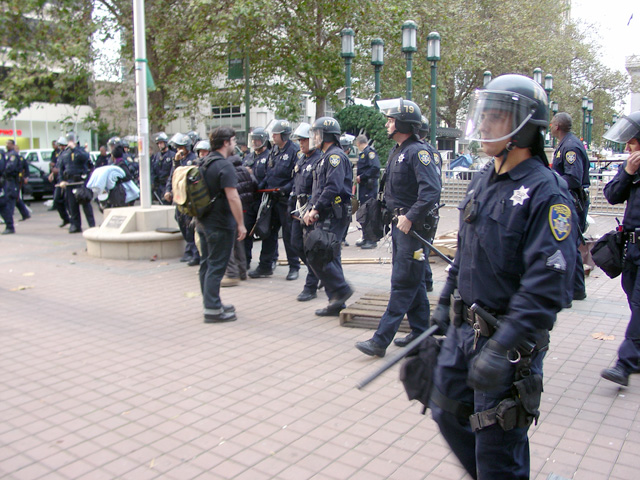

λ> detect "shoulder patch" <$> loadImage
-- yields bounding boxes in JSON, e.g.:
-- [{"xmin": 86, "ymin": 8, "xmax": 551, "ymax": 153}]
[
  {"xmin": 297, "ymin": 151, "xmax": 304, "ymax": 159},
  {"xmin": 368, "ymin": 151, "xmax": 376, "ymax": 160},
  {"xmin": 329, "ymin": 154, "xmax": 340, "ymax": 167},
  {"xmin": 549, "ymin": 204, "xmax": 572, "ymax": 241},
  {"xmin": 566, "ymin": 151, "xmax": 576, "ymax": 164},
  {"xmin": 418, "ymin": 150, "xmax": 431, "ymax": 166},
  {"xmin": 434, "ymin": 153, "xmax": 441, "ymax": 165}
]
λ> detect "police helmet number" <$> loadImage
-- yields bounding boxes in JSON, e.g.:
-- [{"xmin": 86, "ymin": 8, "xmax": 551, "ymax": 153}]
[
  {"xmin": 323, "ymin": 120, "xmax": 335, "ymax": 127},
  {"xmin": 404, "ymin": 105, "xmax": 414, "ymax": 113}
]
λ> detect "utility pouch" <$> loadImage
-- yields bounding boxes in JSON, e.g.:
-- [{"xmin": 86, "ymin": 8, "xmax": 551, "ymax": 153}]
[
  {"xmin": 332, "ymin": 202, "xmax": 343, "ymax": 219},
  {"xmin": 495, "ymin": 399, "xmax": 520, "ymax": 431},
  {"xmin": 513, "ymin": 374, "xmax": 543, "ymax": 426}
]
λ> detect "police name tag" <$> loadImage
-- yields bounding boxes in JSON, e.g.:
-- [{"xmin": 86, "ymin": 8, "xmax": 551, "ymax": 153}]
[
  {"xmin": 549, "ymin": 204, "xmax": 572, "ymax": 241},
  {"xmin": 329, "ymin": 155, "xmax": 340, "ymax": 167},
  {"xmin": 418, "ymin": 150, "xmax": 431, "ymax": 166}
]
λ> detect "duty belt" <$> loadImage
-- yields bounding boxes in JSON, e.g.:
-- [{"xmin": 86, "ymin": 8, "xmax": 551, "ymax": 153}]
[
  {"xmin": 393, "ymin": 207, "xmax": 408, "ymax": 216},
  {"xmin": 452, "ymin": 298, "xmax": 500, "ymax": 338}
]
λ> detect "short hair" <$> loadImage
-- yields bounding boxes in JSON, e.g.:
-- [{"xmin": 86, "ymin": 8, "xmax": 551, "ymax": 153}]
[
  {"xmin": 7, "ymin": 139, "xmax": 15, "ymax": 146},
  {"xmin": 553, "ymin": 112, "xmax": 572, "ymax": 133},
  {"xmin": 210, "ymin": 127, "xmax": 236, "ymax": 151},
  {"xmin": 356, "ymin": 135, "xmax": 368, "ymax": 146}
]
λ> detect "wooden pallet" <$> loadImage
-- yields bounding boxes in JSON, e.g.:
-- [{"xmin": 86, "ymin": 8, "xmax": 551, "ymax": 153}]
[{"xmin": 339, "ymin": 292, "xmax": 411, "ymax": 332}]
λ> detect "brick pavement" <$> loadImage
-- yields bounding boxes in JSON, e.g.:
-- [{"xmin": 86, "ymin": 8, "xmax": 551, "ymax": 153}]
[{"xmin": 1, "ymin": 202, "xmax": 639, "ymax": 480}]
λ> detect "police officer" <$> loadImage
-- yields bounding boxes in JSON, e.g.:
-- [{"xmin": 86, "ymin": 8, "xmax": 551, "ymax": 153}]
[
  {"xmin": 94, "ymin": 145, "xmax": 110, "ymax": 168},
  {"xmin": 7, "ymin": 141, "xmax": 32, "ymax": 221},
  {"xmin": 249, "ymin": 120, "xmax": 301, "ymax": 281},
  {"xmin": 303, "ymin": 116, "xmax": 354, "ymax": 316},
  {"xmin": 58, "ymin": 133, "xmax": 95, "ymax": 233},
  {"xmin": 243, "ymin": 127, "xmax": 271, "ymax": 267},
  {"xmin": 164, "ymin": 133, "xmax": 199, "ymax": 266},
  {"xmin": 355, "ymin": 99, "xmax": 441, "ymax": 357},
  {"xmin": 600, "ymin": 111, "xmax": 640, "ymax": 386},
  {"xmin": 151, "ymin": 132, "xmax": 175, "ymax": 204},
  {"xmin": 290, "ymin": 123, "xmax": 323, "ymax": 301},
  {"xmin": 550, "ymin": 112, "xmax": 590, "ymax": 302},
  {"xmin": 0, "ymin": 141, "xmax": 21, "ymax": 234},
  {"xmin": 354, "ymin": 135, "xmax": 381, "ymax": 249},
  {"xmin": 428, "ymin": 75, "xmax": 577, "ymax": 479},
  {"xmin": 49, "ymin": 136, "xmax": 71, "ymax": 227}
]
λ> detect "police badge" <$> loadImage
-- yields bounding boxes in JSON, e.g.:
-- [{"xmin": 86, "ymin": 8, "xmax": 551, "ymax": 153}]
[
  {"xmin": 369, "ymin": 151, "xmax": 376, "ymax": 160},
  {"xmin": 566, "ymin": 151, "xmax": 576, "ymax": 164},
  {"xmin": 418, "ymin": 150, "xmax": 431, "ymax": 166},
  {"xmin": 549, "ymin": 204, "xmax": 572, "ymax": 241},
  {"xmin": 329, "ymin": 155, "xmax": 340, "ymax": 167}
]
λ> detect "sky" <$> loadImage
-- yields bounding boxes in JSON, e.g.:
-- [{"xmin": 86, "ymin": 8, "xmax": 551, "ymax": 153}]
[{"xmin": 571, "ymin": 0, "xmax": 638, "ymax": 76}]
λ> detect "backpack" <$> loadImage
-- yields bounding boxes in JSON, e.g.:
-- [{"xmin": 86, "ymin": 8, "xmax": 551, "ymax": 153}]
[{"xmin": 172, "ymin": 157, "xmax": 220, "ymax": 218}]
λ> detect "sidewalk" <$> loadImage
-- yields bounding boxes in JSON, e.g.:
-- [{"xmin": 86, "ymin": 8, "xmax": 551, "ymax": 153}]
[{"xmin": 1, "ymin": 203, "xmax": 637, "ymax": 480}]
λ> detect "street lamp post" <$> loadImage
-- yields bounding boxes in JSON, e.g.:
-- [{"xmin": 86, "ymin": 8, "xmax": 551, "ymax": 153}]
[
  {"xmin": 544, "ymin": 74, "xmax": 553, "ymax": 146},
  {"xmin": 340, "ymin": 27, "xmax": 355, "ymax": 106},
  {"xmin": 587, "ymin": 98, "xmax": 594, "ymax": 149},
  {"xmin": 483, "ymin": 70, "xmax": 492, "ymax": 87},
  {"xmin": 371, "ymin": 39, "xmax": 384, "ymax": 109},
  {"xmin": 427, "ymin": 31, "xmax": 441, "ymax": 147},
  {"xmin": 533, "ymin": 67, "xmax": 543, "ymax": 85},
  {"xmin": 582, "ymin": 96, "xmax": 589, "ymax": 143},
  {"xmin": 551, "ymin": 101, "xmax": 559, "ymax": 148},
  {"xmin": 401, "ymin": 20, "xmax": 417, "ymax": 101}
]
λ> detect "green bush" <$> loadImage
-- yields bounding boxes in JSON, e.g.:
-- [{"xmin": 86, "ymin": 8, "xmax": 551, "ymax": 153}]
[{"xmin": 336, "ymin": 105, "xmax": 394, "ymax": 166}]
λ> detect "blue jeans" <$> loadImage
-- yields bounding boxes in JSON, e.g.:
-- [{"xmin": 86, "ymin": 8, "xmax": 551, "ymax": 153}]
[{"xmin": 197, "ymin": 225, "xmax": 234, "ymax": 314}]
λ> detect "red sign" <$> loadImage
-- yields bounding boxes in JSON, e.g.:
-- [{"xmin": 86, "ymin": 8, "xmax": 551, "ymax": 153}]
[{"xmin": 0, "ymin": 129, "xmax": 22, "ymax": 136}]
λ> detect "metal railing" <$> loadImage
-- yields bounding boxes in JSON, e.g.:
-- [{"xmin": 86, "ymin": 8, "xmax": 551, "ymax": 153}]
[{"xmin": 440, "ymin": 169, "xmax": 626, "ymax": 216}]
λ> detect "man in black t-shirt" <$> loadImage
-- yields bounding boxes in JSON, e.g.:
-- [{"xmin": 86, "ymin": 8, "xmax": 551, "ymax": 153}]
[{"xmin": 197, "ymin": 127, "xmax": 247, "ymax": 323}]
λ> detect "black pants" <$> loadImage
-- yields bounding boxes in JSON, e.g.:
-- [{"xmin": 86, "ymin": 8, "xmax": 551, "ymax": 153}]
[{"xmin": 66, "ymin": 186, "xmax": 95, "ymax": 230}]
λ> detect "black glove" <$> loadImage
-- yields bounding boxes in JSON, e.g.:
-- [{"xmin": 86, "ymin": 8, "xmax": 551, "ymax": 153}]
[
  {"xmin": 467, "ymin": 339, "xmax": 513, "ymax": 392},
  {"xmin": 429, "ymin": 303, "xmax": 450, "ymax": 335}
]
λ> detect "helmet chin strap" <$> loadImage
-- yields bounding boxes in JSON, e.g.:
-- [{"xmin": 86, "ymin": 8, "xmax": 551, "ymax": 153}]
[{"xmin": 495, "ymin": 141, "xmax": 514, "ymax": 175}]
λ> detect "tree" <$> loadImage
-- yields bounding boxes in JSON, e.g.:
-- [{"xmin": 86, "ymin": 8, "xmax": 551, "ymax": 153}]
[
  {"xmin": 0, "ymin": 0, "xmax": 94, "ymax": 119},
  {"xmin": 336, "ymin": 105, "xmax": 394, "ymax": 164}
]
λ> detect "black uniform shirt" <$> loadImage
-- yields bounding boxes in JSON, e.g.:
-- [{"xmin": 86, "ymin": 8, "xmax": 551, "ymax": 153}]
[
  {"xmin": 310, "ymin": 144, "xmax": 353, "ymax": 214},
  {"xmin": 552, "ymin": 132, "xmax": 590, "ymax": 190},
  {"xmin": 445, "ymin": 157, "xmax": 577, "ymax": 350},
  {"xmin": 292, "ymin": 148, "xmax": 322, "ymax": 198},
  {"xmin": 384, "ymin": 136, "xmax": 441, "ymax": 224},
  {"xmin": 357, "ymin": 145, "xmax": 381, "ymax": 183},
  {"xmin": 243, "ymin": 148, "xmax": 270, "ymax": 185},
  {"xmin": 261, "ymin": 140, "xmax": 299, "ymax": 194}
]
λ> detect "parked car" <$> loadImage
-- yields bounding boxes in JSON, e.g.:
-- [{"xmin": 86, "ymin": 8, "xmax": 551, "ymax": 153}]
[
  {"xmin": 24, "ymin": 163, "xmax": 55, "ymax": 200},
  {"xmin": 22, "ymin": 149, "xmax": 53, "ymax": 174}
]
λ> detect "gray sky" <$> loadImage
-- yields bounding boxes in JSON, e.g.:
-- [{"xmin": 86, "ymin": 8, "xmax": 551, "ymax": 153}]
[{"xmin": 572, "ymin": 0, "xmax": 638, "ymax": 73}]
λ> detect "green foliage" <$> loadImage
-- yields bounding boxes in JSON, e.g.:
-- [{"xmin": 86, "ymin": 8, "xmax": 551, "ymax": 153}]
[{"xmin": 336, "ymin": 105, "xmax": 394, "ymax": 165}]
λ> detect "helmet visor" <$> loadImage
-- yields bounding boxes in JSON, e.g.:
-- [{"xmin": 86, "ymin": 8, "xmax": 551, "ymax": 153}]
[
  {"xmin": 376, "ymin": 98, "xmax": 403, "ymax": 117},
  {"xmin": 464, "ymin": 90, "xmax": 539, "ymax": 143},
  {"xmin": 603, "ymin": 116, "xmax": 640, "ymax": 144},
  {"xmin": 292, "ymin": 123, "xmax": 311, "ymax": 140}
]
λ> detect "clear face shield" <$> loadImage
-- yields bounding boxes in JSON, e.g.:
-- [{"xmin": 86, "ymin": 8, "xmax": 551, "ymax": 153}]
[
  {"xmin": 464, "ymin": 90, "xmax": 538, "ymax": 143},
  {"xmin": 309, "ymin": 126, "xmax": 324, "ymax": 151},
  {"xmin": 603, "ymin": 116, "xmax": 640, "ymax": 144},
  {"xmin": 376, "ymin": 98, "xmax": 403, "ymax": 117}
]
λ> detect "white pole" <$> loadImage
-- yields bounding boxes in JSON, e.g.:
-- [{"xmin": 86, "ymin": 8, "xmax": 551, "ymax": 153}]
[{"xmin": 133, "ymin": 0, "xmax": 151, "ymax": 208}]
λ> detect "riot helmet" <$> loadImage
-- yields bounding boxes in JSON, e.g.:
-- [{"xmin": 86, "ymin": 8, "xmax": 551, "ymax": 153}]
[
  {"xmin": 57, "ymin": 136, "xmax": 68, "ymax": 147},
  {"xmin": 194, "ymin": 140, "xmax": 211, "ymax": 155},
  {"xmin": 310, "ymin": 117, "xmax": 341, "ymax": 150},
  {"xmin": 66, "ymin": 132, "xmax": 77, "ymax": 143},
  {"xmin": 251, "ymin": 127, "xmax": 269, "ymax": 149},
  {"xmin": 292, "ymin": 123, "xmax": 312, "ymax": 140},
  {"xmin": 186, "ymin": 131, "xmax": 201, "ymax": 150},
  {"xmin": 271, "ymin": 119, "xmax": 292, "ymax": 143},
  {"xmin": 603, "ymin": 112, "xmax": 640, "ymax": 144},
  {"xmin": 377, "ymin": 98, "xmax": 422, "ymax": 136},
  {"xmin": 464, "ymin": 74, "xmax": 548, "ymax": 150},
  {"xmin": 340, "ymin": 134, "xmax": 355, "ymax": 154},
  {"xmin": 419, "ymin": 115, "xmax": 430, "ymax": 140},
  {"xmin": 155, "ymin": 132, "xmax": 169, "ymax": 144},
  {"xmin": 169, "ymin": 132, "xmax": 188, "ymax": 149}
]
